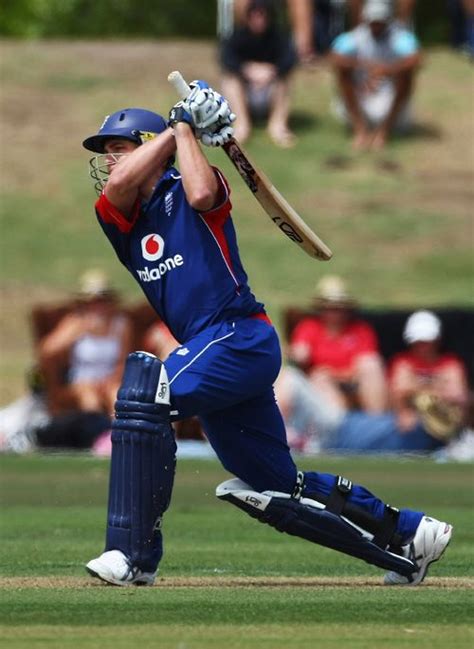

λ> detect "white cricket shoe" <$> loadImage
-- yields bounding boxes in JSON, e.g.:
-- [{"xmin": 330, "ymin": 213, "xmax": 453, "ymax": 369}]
[
  {"xmin": 86, "ymin": 550, "xmax": 156, "ymax": 587},
  {"xmin": 384, "ymin": 516, "xmax": 453, "ymax": 586}
]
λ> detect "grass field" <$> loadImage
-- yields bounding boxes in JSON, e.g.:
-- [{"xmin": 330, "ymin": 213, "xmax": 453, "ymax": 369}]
[
  {"xmin": 1, "ymin": 41, "xmax": 473, "ymax": 402},
  {"xmin": 1, "ymin": 454, "xmax": 473, "ymax": 648}
]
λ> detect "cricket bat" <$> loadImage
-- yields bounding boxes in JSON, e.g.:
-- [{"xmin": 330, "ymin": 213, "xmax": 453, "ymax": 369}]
[{"xmin": 167, "ymin": 71, "xmax": 333, "ymax": 261}]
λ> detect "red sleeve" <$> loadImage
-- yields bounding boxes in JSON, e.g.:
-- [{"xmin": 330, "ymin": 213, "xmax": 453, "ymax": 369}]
[
  {"xmin": 95, "ymin": 192, "xmax": 141, "ymax": 234},
  {"xmin": 288, "ymin": 318, "xmax": 320, "ymax": 367},
  {"xmin": 437, "ymin": 353, "xmax": 468, "ymax": 375},
  {"xmin": 200, "ymin": 167, "xmax": 232, "ymax": 226},
  {"xmin": 290, "ymin": 318, "xmax": 318, "ymax": 346}
]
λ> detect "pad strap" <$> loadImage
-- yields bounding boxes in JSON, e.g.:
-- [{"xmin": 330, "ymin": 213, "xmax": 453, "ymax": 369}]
[
  {"xmin": 325, "ymin": 475, "xmax": 353, "ymax": 515},
  {"xmin": 305, "ymin": 475, "xmax": 402, "ymax": 549},
  {"xmin": 372, "ymin": 505, "xmax": 400, "ymax": 549}
]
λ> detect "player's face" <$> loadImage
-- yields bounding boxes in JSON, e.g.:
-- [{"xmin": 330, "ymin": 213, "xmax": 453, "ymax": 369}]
[{"xmin": 103, "ymin": 139, "xmax": 139, "ymax": 170}]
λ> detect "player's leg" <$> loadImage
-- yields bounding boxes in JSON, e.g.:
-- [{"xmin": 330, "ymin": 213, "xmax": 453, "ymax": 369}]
[
  {"xmin": 167, "ymin": 318, "xmax": 421, "ymax": 546},
  {"xmin": 86, "ymin": 352, "xmax": 176, "ymax": 586},
  {"xmin": 166, "ymin": 319, "xmax": 451, "ymax": 583},
  {"xmin": 203, "ymin": 391, "xmax": 451, "ymax": 583}
]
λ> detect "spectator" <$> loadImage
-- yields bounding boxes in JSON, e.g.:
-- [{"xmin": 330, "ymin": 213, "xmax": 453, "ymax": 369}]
[
  {"xmin": 142, "ymin": 320, "xmax": 179, "ymax": 360},
  {"xmin": 38, "ymin": 269, "xmax": 133, "ymax": 418},
  {"xmin": 275, "ymin": 363, "xmax": 346, "ymax": 452},
  {"xmin": 0, "ymin": 368, "xmax": 50, "ymax": 453},
  {"xmin": 219, "ymin": 0, "xmax": 298, "ymax": 147},
  {"xmin": 289, "ymin": 275, "xmax": 388, "ymax": 413},
  {"xmin": 326, "ymin": 309, "xmax": 470, "ymax": 454},
  {"xmin": 389, "ymin": 310, "xmax": 469, "ymax": 439},
  {"xmin": 278, "ymin": 309, "xmax": 470, "ymax": 455},
  {"xmin": 330, "ymin": 0, "xmax": 421, "ymax": 150}
]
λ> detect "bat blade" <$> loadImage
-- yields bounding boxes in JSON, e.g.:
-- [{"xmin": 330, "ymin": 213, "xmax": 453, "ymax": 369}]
[
  {"xmin": 167, "ymin": 71, "xmax": 332, "ymax": 261},
  {"xmin": 222, "ymin": 139, "xmax": 332, "ymax": 260}
]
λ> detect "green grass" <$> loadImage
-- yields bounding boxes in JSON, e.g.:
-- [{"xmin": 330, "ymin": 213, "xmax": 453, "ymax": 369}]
[{"xmin": 1, "ymin": 454, "xmax": 473, "ymax": 648}]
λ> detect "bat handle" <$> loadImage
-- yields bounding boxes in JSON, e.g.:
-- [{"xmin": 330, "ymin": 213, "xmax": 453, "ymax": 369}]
[{"xmin": 168, "ymin": 71, "xmax": 191, "ymax": 100}]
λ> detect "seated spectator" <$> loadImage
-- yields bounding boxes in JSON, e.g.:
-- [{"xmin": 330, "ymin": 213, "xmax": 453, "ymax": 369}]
[
  {"xmin": 0, "ymin": 368, "xmax": 50, "ymax": 453},
  {"xmin": 288, "ymin": 275, "xmax": 388, "ymax": 413},
  {"xmin": 38, "ymin": 270, "xmax": 132, "ymax": 418},
  {"xmin": 275, "ymin": 363, "xmax": 346, "ymax": 453},
  {"xmin": 219, "ymin": 0, "xmax": 298, "ymax": 147},
  {"xmin": 389, "ymin": 310, "xmax": 469, "ymax": 440},
  {"xmin": 330, "ymin": 0, "xmax": 421, "ymax": 150},
  {"xmin": 142, "ymin": 320, "xmax": 179, "ymax": 360},
  {"xmin": 277, "ymin": 309, "xmax": 470, "ymax": 455}
]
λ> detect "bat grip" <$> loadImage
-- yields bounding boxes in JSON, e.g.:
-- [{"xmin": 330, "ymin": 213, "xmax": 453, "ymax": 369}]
[{"xmin": 168, "ymin": 71, "xmax": 191, "ymax": 100}]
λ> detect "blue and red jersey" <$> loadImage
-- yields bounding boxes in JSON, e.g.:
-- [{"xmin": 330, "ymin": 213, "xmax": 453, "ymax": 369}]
[{"xmin": 95, "ymin": 167, "xmax": 265, "ymax": 343}]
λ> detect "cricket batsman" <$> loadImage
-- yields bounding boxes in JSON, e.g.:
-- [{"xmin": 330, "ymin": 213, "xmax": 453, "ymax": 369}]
[{"xmin": 82, "ymin": 80, "xmax": 452, "ymax": 587}]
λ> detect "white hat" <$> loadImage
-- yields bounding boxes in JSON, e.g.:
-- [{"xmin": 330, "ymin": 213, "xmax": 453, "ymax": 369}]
[
  {"xmin": 362, "ymin": 0, "xmax": 393, "ymax": 23},
  {"xmin": 403, "ymin": 310, "xmax": 442, "ymax": 344}
]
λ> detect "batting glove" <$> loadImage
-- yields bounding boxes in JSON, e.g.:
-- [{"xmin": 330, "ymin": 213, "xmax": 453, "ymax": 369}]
[
  {"xmin": 199, "ymin": 124, "xmax": 234, "ymax": 147},
  {"xmin": 168, "ymin": 101, "xmax": 194, "ymax": 129},
  {"xmin": 187, "ymin": 80, "xmax": 236, "ymax": 130}
]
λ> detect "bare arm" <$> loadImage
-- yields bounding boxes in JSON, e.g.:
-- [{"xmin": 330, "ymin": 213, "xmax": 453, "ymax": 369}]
[
  {"xmin": 38, "ymin": 314, "xmax": 84, "ymax": 360},
  {"xmin": 389, "ymin": 361, "xmax": 420, "ymax": 429},
  {"xmin": 433, "ymin": 364, "xmax": 469, "ymax": 406},
  {"xmin": 287, "ymin": 0, "xmax": 316, "ymax": 63},
  {"xmin": 347, "ymin": 0, "xmax": 363, "ymax": 26},
  {"xmin": 105, "ymin": 128, "xmax": 177, "ymax": 218},
  {"xmin": 396, "ymin": 0, "xmax": 417, "ymax": 25},
  {"xmin": 368, "ymin": 52, "xmax": 421, "ymax": 79},
  {"xmin": 172, "ymin": 123, "xmax": 219, "ymax": 211},
  {"xmin": 331, "ymin": 51, "xmax": 421, "ymax": 76},
  {"xmin": 330, "ymin": 51, "xmax": 359, "ymax": 72}
]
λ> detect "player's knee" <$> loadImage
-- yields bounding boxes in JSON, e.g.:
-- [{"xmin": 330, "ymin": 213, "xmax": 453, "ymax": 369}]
[
  {"xmin": 217, "ymin": 460, "xmax": 296, "ymax": 495},
  {"xmin": 117, "ymin": 351, "xmax": 169, "ymax": 405}
]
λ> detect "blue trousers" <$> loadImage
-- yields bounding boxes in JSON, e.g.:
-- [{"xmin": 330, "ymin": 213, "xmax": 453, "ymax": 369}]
[{"xmin": 165, "ymin": 318, "xmax": 423, "ymax": 543}]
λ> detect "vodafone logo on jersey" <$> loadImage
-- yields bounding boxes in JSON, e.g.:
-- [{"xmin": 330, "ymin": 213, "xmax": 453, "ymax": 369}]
[
  {"xmin": 141, "ymin": 233, "xmax": 165, "ymax": 261},
  {"xmin": 136, "ymin": 232, "xmax": 185, "ymax": 283}
]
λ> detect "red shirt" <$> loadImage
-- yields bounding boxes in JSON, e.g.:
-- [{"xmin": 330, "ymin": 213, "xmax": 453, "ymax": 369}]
[
  {"xmin": 290, "ymin": 317, "xmax": 379, "ymax": 375},
  {"xmin": 389, "ymin": 351, "xmax": 466, "ymax": 385}
]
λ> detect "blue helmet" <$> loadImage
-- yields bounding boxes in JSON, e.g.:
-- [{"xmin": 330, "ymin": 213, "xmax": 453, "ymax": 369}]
[{"xmin": 82, "ymin": 108, "xmax": 168, "ymax": 153}]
